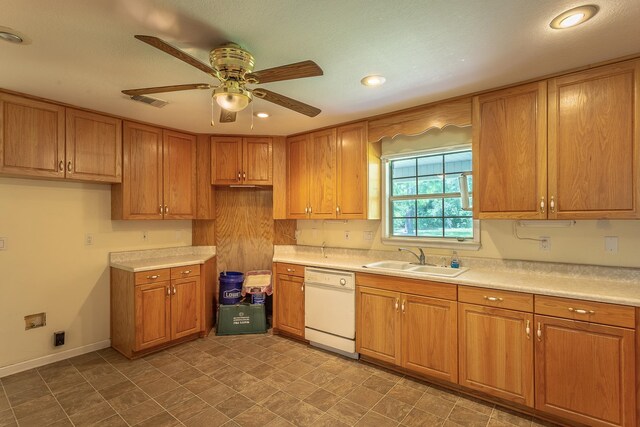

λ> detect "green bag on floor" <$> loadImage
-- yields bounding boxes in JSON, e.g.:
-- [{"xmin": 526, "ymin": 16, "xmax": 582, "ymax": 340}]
[{"xmin": 216, "ymin": 303, "xmax": 267, "ymax": 335}]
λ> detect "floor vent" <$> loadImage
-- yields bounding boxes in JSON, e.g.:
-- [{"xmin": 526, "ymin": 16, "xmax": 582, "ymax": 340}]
[{"xmin": 130, "ymin": 95, "xmax": 168, "ymax": 108}]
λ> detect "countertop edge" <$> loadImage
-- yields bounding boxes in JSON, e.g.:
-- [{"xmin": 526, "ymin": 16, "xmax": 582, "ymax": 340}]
[{"xmin": 110, "ymin": 254, "xmax": 216, "ymax": 273}]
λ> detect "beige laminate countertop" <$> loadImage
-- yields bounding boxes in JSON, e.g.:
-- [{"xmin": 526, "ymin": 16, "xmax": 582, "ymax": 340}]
[
  {"xmin": 273, "ymin": 249, "xmax": 640, "ymax": 307},
  {"xmin": 109, "ymin": 246, "xmax": 216, "ymax": 272}
]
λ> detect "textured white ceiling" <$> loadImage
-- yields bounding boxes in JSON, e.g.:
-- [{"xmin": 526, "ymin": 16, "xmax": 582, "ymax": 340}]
[{"xmin": 2, "ymin": 0, "xmax": 639, "ymax": 135}]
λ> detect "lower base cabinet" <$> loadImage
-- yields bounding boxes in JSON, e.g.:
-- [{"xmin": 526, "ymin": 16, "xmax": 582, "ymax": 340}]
[{"xmin": 273, "ymin": 263, "xmax": 305, "ymax": 339}]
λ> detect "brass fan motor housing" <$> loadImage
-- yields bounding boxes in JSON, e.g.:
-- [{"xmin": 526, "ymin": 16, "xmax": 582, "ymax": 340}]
[{"xmin": 209, "ymin": 43, "xmax": 255, "ymax": 81}]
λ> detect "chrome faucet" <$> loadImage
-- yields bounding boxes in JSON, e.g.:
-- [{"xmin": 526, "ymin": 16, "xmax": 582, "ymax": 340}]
[{"xmin": 398, "ymin": 247, "xmax": 427, "ymax": 265}]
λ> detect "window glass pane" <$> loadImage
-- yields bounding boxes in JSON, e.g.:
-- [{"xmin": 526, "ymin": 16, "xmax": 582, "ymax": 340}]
[
  {"xmin": 418, "ymin": 176, "xmax": 443, "ymax": 195},
  {"xmin": 445, "ymin": 151, "xmax": 472, "ymax": 173},
  {"xmin": 392, "ymin": 177, "xmax": 417, "ymax": 196},
  {"xmin": 392, "ymin": 159, "xmax": 416, "ymax": 178},
  {"xmin": 418, "ymin": 218, "xmax": 443, "ymax": 237},
  {"xmin": 417, "ymin": 199, "xmax": 443, "ymax": 217},
  {"xmin": 444, "ymin": 174, "xmax": 460, "ymax": 193},
  {"xmin": 418, "ymin": 156, "xmax": 443, "ymax": 176},
  {"xmin": 444, "ymin": 197, "xmax": 472, "ymax": 217},
  {"xmin": 393, "ymin": 218, "xmax": 416, "ymax": 236},
  {"xmin": 466, "ymin": 175, "xmax": 473, "ymax": 193},
  {"xmin": 392, "ymin": 200, "xmax": 416, "ymax": 218},
  {"xmin": 444, "ymin": 217, "xmax": 473, "ymax": 238}
]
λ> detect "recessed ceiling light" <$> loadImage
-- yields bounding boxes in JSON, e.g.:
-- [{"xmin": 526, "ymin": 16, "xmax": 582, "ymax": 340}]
[
  {"xmin": 361, "ymin": 75, "xmax": 386, "ymax": 87},
  {"xmin": 550, "ymin": 5, "xmax": 598, "ymax": 29},
  {"xmin": 0, "ymin": 31, "xmax": 23, "ymax": 44},
  {"xmin": 255, "ymin": 112, "xmax": 269, "ymax": 118}
]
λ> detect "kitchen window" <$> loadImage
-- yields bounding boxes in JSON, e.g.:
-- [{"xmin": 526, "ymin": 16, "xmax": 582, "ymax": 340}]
[{"xmin": 381, "ymin": 146, "xmax": 480, "ymax": 249}]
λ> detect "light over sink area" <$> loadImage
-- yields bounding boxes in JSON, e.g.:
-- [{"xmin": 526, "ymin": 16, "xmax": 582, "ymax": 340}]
[{"xmin": 363, "ymin": 260, "xmax": 468, "ymax": 277}]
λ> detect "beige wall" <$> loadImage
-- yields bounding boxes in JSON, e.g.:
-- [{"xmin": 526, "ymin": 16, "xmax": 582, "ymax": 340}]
[{"xmin": 0, "ymin": 177, "xmax": 191, "ymax": 369}]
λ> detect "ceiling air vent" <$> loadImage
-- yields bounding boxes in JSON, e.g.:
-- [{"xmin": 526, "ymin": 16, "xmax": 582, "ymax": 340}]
[{"xmin": 130, "ymin": 95, "xmax": 168, "ymax": 108}]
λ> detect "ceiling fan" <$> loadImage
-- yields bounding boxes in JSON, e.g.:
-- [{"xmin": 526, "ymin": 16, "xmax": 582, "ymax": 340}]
[{"xmin": 122, "ymin": 35, "xmax": 323, "ymax": 123}]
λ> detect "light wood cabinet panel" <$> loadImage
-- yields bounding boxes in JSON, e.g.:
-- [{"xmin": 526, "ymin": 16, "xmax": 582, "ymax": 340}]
[
  {"xmin": 135, "ymin": 281, "xmax": 171, "ymax": 351},
  {"xmin": 548, "ymin": 60, "xmax": 640, "ymax": 219},
  {"xmin": 0, "ymin": 93, "xmax": 65, "ymax": 178},
  {"xmin": 356, "ymin": 286, "xmax": 401, "ymax": 366},
  {"xmin": 65, "ymin": 108, "xmax": 122, "ymax": 183},
  {"xmin": 402, "ymin": 294, "xmax": 457, "ymax": 383},
  {"xmin": 459, "ymin": 286, "xmax": 533, "ymax": 312},
  {"xmin": 309, "ymin": 129, "xmax": 337, "ymax": 218},
  {"xmin": 459, "ymin": 303, "xmax": 534, "ymax": 407},
  {"xmin": 163, "ymin": 130, "xmax": 196, "ymax": 219},
  {"xmin": 473, "ymin": 82, "xmax": 547, "ymax": 219},
  {"xmin": 275, "ymin": 274, "xmax": 305, "ymax": 338},
  {"xmin": 287, "ymin": 133, "xmax": 311, "ymax": 218},
  {"xmin": 243, "ymin": 137, "xmax": 272, "ymax": 184},
  {"xmin": 336, "ymin": 122, "xmax": 367, "ymax": 218},
  {"xmin": 170, "ymin": 276, "xmax": 201, "ymax": 340},
  {"xmin": 211, "ymin": 136, "xmax": 242, "ymax": 184},
  {"xmin": 535, "ymin": 315, "xmax": 636, "ymax": 426},
  {"xmin": 211, "ymin": 136, "xmax": 272, "ymax": 185}
]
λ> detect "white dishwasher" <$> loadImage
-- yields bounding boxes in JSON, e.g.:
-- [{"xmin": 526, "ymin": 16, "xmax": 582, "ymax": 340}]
[{"xmin": 304, "ymin": 267, "xmax": 358, "ymax": 359}]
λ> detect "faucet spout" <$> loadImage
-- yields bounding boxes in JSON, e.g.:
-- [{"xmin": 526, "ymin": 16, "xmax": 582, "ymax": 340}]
[{"xmin": 398, "ymin": 247, "xmax": 427, "ymax": 265}]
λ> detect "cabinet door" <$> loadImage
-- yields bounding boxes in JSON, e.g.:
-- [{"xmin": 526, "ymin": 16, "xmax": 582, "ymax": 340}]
[
  {"xmin": 0, "ymin": 93, "xmax": 65, "ymax": 178},
  {"xmin": 135, "ymin": 281, "xmax": 171, "ymax": 351},
  {"xmin": 121, "ymin": 122, "xmax": 163, "ymax": 219},
  {"xmin": 163, "ymin": 130, "xmax": 196, "ymax": 219},
  {"xmin": 211, "ymin": 136, "xmax": 242, "ymax": 184},
  {"xmin": 548, "ymin": 60, "xmax": 640, "ymax": 219},
  {"xmin": 356, "ymin": 286, "xmax": 401, "ymax": 366},
  {"xmin": 287, "ymin": 133, "xmax": 311, "ymax": 218},
  {"xmin": 402, "ymin": 295, "xmax": 458, "ymax": 383},
  {"xmin": 473, "ymin": 82, "xmax": 547, "ymax": 219},
  {"xmin": 336, "ymin": 122, "xmax": 367, "ymax": 219},
  {"xmin": 535, "ymin": 315, "xmax": 636, "ymax": 427},
  {"xmin": 65, "ymin": 108, "xmax": 122, "ymax": 183},
  {"xmin": 459, "ymin": 303, "xmax": 534, "ymax": 407},
  {"xmin": 276, "ymin": 274, "xmax": 305, "ymax": 337},
  {"xmin": 243, "ymin": 137, "xmax": 272, "ymax": 185},
  {"xmin": 170, "ymin": 276, "xmax": 201, "ymax": 340},
  {"xmin": 309, "ymin": 129, "xmax": 337, "ymax": 218}
]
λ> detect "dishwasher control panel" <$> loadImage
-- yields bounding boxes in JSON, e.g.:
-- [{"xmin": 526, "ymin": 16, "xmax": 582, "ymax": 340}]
[{"xmin": 304, "ymin": 267, "xmax": 355, "ymax": 289}]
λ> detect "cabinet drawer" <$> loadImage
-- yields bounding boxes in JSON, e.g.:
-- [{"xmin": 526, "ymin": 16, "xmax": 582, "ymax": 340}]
[
  {"xmin": 276, "ymin": 263, "xmax": 305, "ymax": 277},
  {"xmin": 535, "ymin": 295, "xmax": 635, "ymax": 328},
  {"xmin": 135, "ymin": 268, "xmax": 171, "ymax": 285},
  {"xmin": 459, "ymin": 286, "xmax": 533, "ymax": 312},
  {"xmin": 170, "ymin": 264, "xmax": 200, "ymax": 280}
]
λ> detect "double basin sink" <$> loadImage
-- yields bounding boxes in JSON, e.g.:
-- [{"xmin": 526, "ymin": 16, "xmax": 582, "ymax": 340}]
[{"xmin": 363, "ymin": 260, "xmax": 468, "ymax": 278}]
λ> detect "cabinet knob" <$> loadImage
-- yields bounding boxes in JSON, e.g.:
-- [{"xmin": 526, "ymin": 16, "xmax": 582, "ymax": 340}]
[
  {"xmin": 58, "ymin": 160, "xmax": 64, "ymax": 172},
  {"xmin": 536, "ymin": 322, "xmax": 542, "ymax": 341},
  {"xmin": 483, "ymin": 296, "xmax": 503, "ymax": 302},
  {"xmin": 339, "ymin": 278, "xmax": 346, "ymax": 286},
  {"xmin": 336, "ymin": 206, "xmax": 340, "ymax": 213},
  {"xmin": 159, "ymin": 205, "xmax": 163, "ymax": 215},
  {"xmin": 172, "ymin": 286, "xmax": 176, "ymax": 295},
  {"xmin": 401, "ymin": 300, "xmax": 406, "ymax": 313},
  {"xmin": 164, "ymin": 205, "xmax": 168, "ymax": 214},
  {"xmin": 147, "ymin": 275, "xmax": 159, "ymax": 279},
  {"xmin": 308, "ymin": 206, "xmax": 312, "ymax": 214},
  {"xmin": 237, "ymin": 171, "xmax": 241, "ymax": 180},
  {"xmin": 286, "ymin": 268, "xmax": 295, "ymax": 273},
  {"xmin": 395, "ymin": 298, "xmax": 399, "ymax": 311},
  {"xmin": 243, "ymin": 172, "xmax": 246, "ymax": 179},
  {"xmin": 182, "ymin": 270, "xmax": 191, "ymax": 275},
  {"xmin": 549, "ymin": 196, "xmax": 556, "ymax": 213},
  {"xmin": 568, "ymin": 307, "xmax": 595, "ymax": 315},
  {"xmin": 166, "ymin": 286, "xmax": 170, "ymax": 296},
  {"xmin": 67, "ymin": 161, "xmax": 72, "ymax": 172},
  {"xmin": 525, "ymin": 320, "xmax": 531, "ymax": 339},
  {"xmin": 540, "ymin": 197, "xmax": 545, "ymax": 213}
]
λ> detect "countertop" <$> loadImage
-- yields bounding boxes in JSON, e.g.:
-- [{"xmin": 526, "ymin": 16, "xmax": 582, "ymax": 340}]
[
  {"xmin": 109, "ymin": 246, "xmax": 216, "ymax": 272},
  {"xmin": 273, "ymin": 246, "xmax": 640, "ymax": 307}
]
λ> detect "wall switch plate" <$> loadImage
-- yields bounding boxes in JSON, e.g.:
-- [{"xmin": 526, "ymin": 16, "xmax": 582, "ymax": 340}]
[
  {"xmin": 85, "ymin": 233, "xmax": 93, "ymax": 246},
  {"xmin": 539, "ymin": 236, "xmax": 550, "ymax": 251},
  {"xmin": 0, "ymin": 237, "xmax": 5, "ymax": 250},
  {"xmin": 363, "ymin": 231, "xmax": 373, "ymax": 241},
  {"xmin": 605, "ymin": 236, "xmax": 618, "ymax": 253},
  {"xmin": 344, "ymin": 231, "xmax": 351, "ymax": 241}
]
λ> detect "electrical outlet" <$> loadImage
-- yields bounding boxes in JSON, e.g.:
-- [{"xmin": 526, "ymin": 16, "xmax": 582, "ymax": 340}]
[
  {"xmin": 344, "ymin": 231, "xmax": 351, "ymax": 241},
  {"xmin": 142, "ymin": 231, "xmax": 148, "ymax": 241},
  {"xmin": 539, "ymin": 236, "xmax": 550, "ymax": 251},
  {"xmin": 605, "ymin": 236, "xmax": 618, "ymax": 253},
  {"xmin": 85, "ymin": 233, "xmax": 93, "ymax": 246},
  {"xmin": 363, "ymin": 231, "xmax": 373, "ymax": 241}
]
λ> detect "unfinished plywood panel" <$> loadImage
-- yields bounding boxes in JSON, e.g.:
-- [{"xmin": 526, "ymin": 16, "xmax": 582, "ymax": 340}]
[
  {"xmin": 274, "ymin": 220, "xmax": 297, "ymax": 245},
  {"xmin": 192, "ymin": 220, "xmax": 215, "ymax": 246},
  {"xmin": 215, "ymin": 187, "xmax": 274, "ymax": 273}
]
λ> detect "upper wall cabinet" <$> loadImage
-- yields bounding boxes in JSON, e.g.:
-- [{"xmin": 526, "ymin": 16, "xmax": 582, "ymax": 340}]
[
  {"xmin": 211, "ymin": 136, "xmax": 272, "ymax": 185},
  {"xmin": 286, "ymin": 122, "xmax": 381, "ymax": 220},
  {"xmin": 473, "ymin": 82, "xmax": 547, "ymax": 219},
  {"xmin": 474, "ymin": 59, "xmax": 640, "ymax": 220},
  {"xmin": 0, "ymin": 94, "xmax": 122, "ymax": 183},
  {"xmin": 548, "ymin": 60, "xmax": 640, "ymax": 219},
  {"xmin": 112, "ymin": 122, "xmax": 196, "ymax": 220}
]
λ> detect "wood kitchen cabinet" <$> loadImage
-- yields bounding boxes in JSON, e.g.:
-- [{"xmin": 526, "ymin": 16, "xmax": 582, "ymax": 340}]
[
  {"xmin": 112, "ymin": 122, "xmax": 196, "ymax": 220},
  {"xmin": 274, "ymin": 263, "xmax": 305, "ymax": 339},
  {"xmin": 211, "ymin": 136, "xmax": 272, "ymax": 185},
  {"xmin": 534, "ymin": 296, "xmax": 636, "ymax": 427},
  {"xmin": 474, "ymin": 60, "xmax": 640, "ymax": 220},
  {"xmin": 112, "ymin": 265, "xmax": 202, "ymax": 358},
  {"xmin": 458, "ymin": 287, "xmax": 534, "ymax": 407},
  {"xmin": 0, "ymin": 94, "xmax": 122, "ymax": 182},
  {"xmin": 356, "ymin": 273, "xmax": 458, "ymax": 383}
]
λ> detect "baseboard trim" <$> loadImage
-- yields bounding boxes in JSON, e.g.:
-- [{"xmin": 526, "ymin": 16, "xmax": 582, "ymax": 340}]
[{"xmin": 0, "ymin": 340, "xmax": 111, "ymax": 378}]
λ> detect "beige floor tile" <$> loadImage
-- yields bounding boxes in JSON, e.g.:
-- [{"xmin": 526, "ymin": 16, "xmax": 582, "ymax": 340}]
[
  {"xmin": 0, "ymin": 409, "xmax": 17, "ymax": 427},
  {"xmin": 6, "ymin": 382, "xmax": 50, "ymax": 407},
  {"xmin": 321, "ymin": 376, "xmax": 359, "ymax": 398},
  {"xmin": 261, "ymin": 390, "xmax": 300, "ymax": 417},
  {"xmin": 168, "ymin": 396, "xmax": 210, "ymax": 422},
  {"xmin": 239, "ymin": 380, "xmax": 278, "ymax": 403},
  {"xmin": 283, "ymin": 379, "xmax": 319, "ymax": 399},
  {"xmin": 387, "ymin": 383, "xmax": 425, "ymax": 406},
  {"xmin": 135, "ymin": 411, "xmax": 181, "ymax": 427},
  {"xmin": 183, "ymin": 407, "xmax": 230, "ymax": 427},
  {"xmin": 119, "ymin": 400, "xmax": 164, "ymax": 425},
  {"xmin": 197, "ymin": 382, "xmax": 236, "ymax": 406},
  {"xmin": 327, "ymin": 399, "xmax": 368, "ymax": 425},
  {"xmin": 56, "ymin": 383, "xmax": 106, "ymax": 417},
  {"xmin": 136, "ymin": 375, "xmax": 180, "ymax": 397},
  {"xmin": 183, "ymin": 375, "xmax": 221, "ymax": 394},
  {"xmin": 311, "ymin": 412, "xmax": 350, "ymax": 427},
  {"xmin": 456, "ymin": 396, "xmax": 494, "ymax": 416},
  {"xmin": 92, "ymin": 414, "xmax": 128, "ymax": 426},
  {"xmin": 215, "ymin": 368, "xmax": 259, "ymax": 392},
  {"xmin": 490, "ymin": 407, "xmax": 533, "ymax": 427},
  {"xmin": 415, "ymin": 393, "xmax": 457, "ymax": 419},
  {"xmin": 68, "ymin": 401, "xmax": 116, "ymax": 427},
  {"xmin": 12, "ymin": 393, "xmax": 58, "ymax": 419},
  {"xmin": 303, "ymin": 388, "xmax": 341, "ymax": 412},
  {"xmin": 3, "ymin": 375, "xmax": 45, "ymax": 397},
  {"xmin": 401, "ymin": 407, "xmax": 445, "ymax": 427},
  {"xmin": 15, "ymin": 402, "xmax": 67, "ymax": 427},
  {"xmin": 447, "ymin": 405, "xmax": 491, "ymax": 427},
  {"xmin": 263, "ymin": 369, "xmax": 299, "ymax": 390},
  {"xmin": 284, "ymin": 361, "xmax": 315, "ymax": 377},
  {"xmin": 372, "ymin": 395, "xmax": 414, "ymax": 422},
  {"xmin": 344, "ymin": 385, "xmax": 385, "ymax": 409},
  {"xmin": 215, "ymin": 393, "xmax": 254, "ymax": 418},
  {"xmin": 362, "ymin": 375, "xmax": 396, "ymax": 394},
  {"xmin": 98, "ymin": 379, "xmax": 138, "ymax": 401},
  {"xmin": 154, "ymin": 386, "xmax": 197, "ymax": 410},
  {"xmin": 356, "ymin": 411, "xmax": 399, "ymax": 427},
  {"xmin": 169, "ymin": 366, "xmax": 204, "ymax": 385},
  {"xmin": 107, "ymin": 389, "xmax": 150, "ymax": 412},
  {"xmin": 280, "ymin": 401, "xmax": 325, "ymax": 426},
  {"xmin": 243, "ymin": 362, "xmax": 277, "ymax": 380},
  {"xmin": 301, "ymin": 368, "xmax": 336, "ymax": 387},
  {"xmin": 233, "ymin": 404, "xmax": 277, "ymax": 427}
]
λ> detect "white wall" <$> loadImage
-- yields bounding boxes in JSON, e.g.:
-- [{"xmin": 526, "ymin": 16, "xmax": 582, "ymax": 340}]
[{"xmin": 0, "ymin": 177, "xmax": 192, "ymax": 369}]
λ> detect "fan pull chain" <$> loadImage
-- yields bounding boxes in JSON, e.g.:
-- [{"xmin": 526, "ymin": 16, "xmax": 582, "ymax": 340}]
[
  {"xmin": 210, "ymin": 97, "xmax": 215, "ymax": 127},
  {"xmin": 250, "ymin": 101, "xmax": 254, "ymax": 130}
]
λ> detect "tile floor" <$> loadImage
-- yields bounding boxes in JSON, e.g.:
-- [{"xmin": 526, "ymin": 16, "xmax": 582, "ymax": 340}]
[{"xmin": 0, "ymin": 331, "xmax": 559, "ymax": 427}]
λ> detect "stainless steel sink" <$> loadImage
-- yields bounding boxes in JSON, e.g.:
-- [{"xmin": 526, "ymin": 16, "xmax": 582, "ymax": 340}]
[{"xmin": 363, "ymin": 261, "xmax": 468, "ymax": 277}]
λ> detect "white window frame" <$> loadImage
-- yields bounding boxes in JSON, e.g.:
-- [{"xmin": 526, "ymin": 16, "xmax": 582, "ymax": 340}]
[{"xmin": 381, "ymin": 144, "xmax": 481, "ymax": 250}]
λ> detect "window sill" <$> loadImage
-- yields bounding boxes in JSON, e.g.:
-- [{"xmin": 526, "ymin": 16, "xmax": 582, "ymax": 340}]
[{"xmin": 381, "ymin": 236, "xmax": 481, "ymax": 251}]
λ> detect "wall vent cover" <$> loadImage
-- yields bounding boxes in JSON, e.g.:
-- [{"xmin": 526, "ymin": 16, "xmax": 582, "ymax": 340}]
[{"xmin": 130, "ymin": 95, "xmax": 168, "ymax": 108}]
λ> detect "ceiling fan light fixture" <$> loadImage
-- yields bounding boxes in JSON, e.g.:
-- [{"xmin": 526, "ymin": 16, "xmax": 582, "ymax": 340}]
[
  {"xmin": 361, "ymin": 74, "xmax": 386, "ymax": 87},
  {"xmin": 212, "ymin": 82, "xmax": 253, "ymax": 112},
  {"xmin": 550, "ymin": 5, "xmax": 598, "ymax": 29}
]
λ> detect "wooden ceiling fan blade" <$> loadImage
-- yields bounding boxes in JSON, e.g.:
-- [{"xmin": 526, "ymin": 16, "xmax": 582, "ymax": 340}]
[
  {"xmin": 253, "ymin": 89, "xmax": 321, "ymax": 117},
  {"xmin": 134, "ymin": 35, "xmax": 217, "ymax": 76},
  {"xmin": 245, "ymin": 60, "xmax": 323, "ymax": 84},
  {"xmin": 219, "ymin": 109, "xmax": 237, "ymax": 123},
  {"xmin": 122, "ymin": 83, "xmax": 211, "ymax": 96}
]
